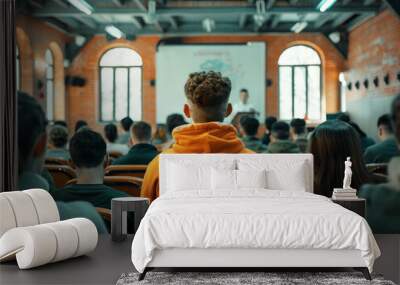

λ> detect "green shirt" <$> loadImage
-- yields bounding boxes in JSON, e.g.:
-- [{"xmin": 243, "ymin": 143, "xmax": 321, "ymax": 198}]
[
  {"xmin": 363, "ymin": 137, "xmax": 400, "ymax": 164},
  {"xmin": 267, "ymin": 140, "xmax": 301, "ymax": 154},
  {"xmin": 242, "ymin": 136, "xmax": 267, "ymax": 153},
  {"xmin": 54, "ymin": 184, "xmax": 129, "ymax": 209},
  {"xmin": 112, "ymin": 143, "xmax": 159, "ymax": 165},
  {"xmin": 359, "ymin": 184, "xmax": 400, "ymax": 234}
]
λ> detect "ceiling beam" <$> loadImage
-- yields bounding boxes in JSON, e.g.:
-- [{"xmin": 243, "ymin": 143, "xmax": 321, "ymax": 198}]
[
  {"xmin": 169, "ymin": 16, "xmax": 178, "ymax": 30},
  {"xmin": 314, "ymin": 14, "xmax": 333, "ymax": 28},
  {"xmin": 72, "ymin": 15, "xmax": 97, "ymax": 29},
  {"xmin": 364, "ymin": 0, "xmax": 375, "ymax": 5},
  {"xmin": 271, "ymin": 15, "xmax": 280, "ymax": 28},
  {"xmin": 239, "ymin": 14, "xmax": 248, "ymax": 29},
  {"xmin": 153, "ymin": 21, "xmax": 164, "ymax": 33},
  {"xmin": 131, "ymin": 16, "xmax": 143, "ymax": 29},
  {"xmin": 133, "ymin": 0, "xmax": 146, "ymax": 12},
  {"xmin": 347, "ymin": 13, "xmax": 375, "ymax": 31},
  {"xmin": 32, "ymin": 6, "xmax": 380, "ymax": 17},
  {"xmin": 331, "ymin": 13, "xmax": 354, "ymax": 27},
  {"xmin": 266, "ymin": 0, "xmax": 276, "ymax": 10}
]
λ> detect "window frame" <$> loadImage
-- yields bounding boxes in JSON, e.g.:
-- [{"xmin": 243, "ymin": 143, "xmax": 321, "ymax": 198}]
[
  {"xmin": 278, "ymin": 45, "xmax": 322, "ymax": 120},
  {"xmin": 98, "ymin": 47, "xmax": 143, "ymax": 123},
  {"xmin": 16, "ymin": 45, "xmax": 21, "ymax": 91},
  {"xmin": 45, "ymin": 48, "xmax": 55, "ymax": 121}
]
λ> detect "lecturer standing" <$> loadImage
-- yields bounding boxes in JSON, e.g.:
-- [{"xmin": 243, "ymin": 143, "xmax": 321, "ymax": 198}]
[{"xmin": 232, "ymin": 89, "xmax": 255, "ymax": 113}]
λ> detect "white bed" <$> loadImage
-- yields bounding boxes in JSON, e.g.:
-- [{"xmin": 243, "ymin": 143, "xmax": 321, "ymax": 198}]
[{"xmin": 131, "ymin": 154, "xmax": 380, "ymax": 280}]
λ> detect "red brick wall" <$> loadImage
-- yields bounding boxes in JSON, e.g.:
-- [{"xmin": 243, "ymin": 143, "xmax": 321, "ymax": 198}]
[
  {"xmin": 16, "ymin": 16, "xmax": 71, "ymax": 120},
  {"xmin": 67, "ymin": 33, "xmax": 345, "ymax": 132},
  {"xmin": 345, "ymin": 10, "xmax": 400, "ymax": 101}
]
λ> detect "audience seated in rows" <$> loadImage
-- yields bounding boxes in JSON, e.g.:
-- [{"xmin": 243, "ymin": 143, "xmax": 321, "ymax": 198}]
[
  {"xmin": 53, "ymin": 129, "xmax": 129, "ymax": 209},
  {"xmin": 239, "ymin": 116, "xmax": 267, "ymax": 153},
  {"xmin": 364, "ymin": 114, "xmax": 400, "ymax": 164},
  {"xmin": 53, "ymin": 120, "xmax": 68, "ymax": 128},
  {"xmin": 359, "ymin": 94, "xmax": 400, "ymax": 233},
  {"xmin": 261, "ymin": 116, "xmax": 277, "ymax": 146},
  {"xmin": 162, "ymin": 113, "xmax": 188, "ymax": 150},
  {"xmin": 116, "ymin": 116, "xmax": 133, "ymax": 145},
  {"xmin": 141, "ymin": 71, "xmax": 253, "ymax": 202},
  {"xmin": 112, "ymin": 121, "xmax": 159, "ymax": 165},
  {"xmin": 74, "ymin": 120, "xmax": 88, "ymax": 133},
  {"xmin": 152, "ymin": 124, "xmax": 168, "ymax": 145},
  {"xmin": 104, "ymin": 123, "xmax": 129, "ymax": 155},
  {"xmin": 17, "ymin": 91, "xmax": 107, "ymax": 233},
  {"xmin": 46, "ymin": 125, "xmax": 70, "ymax": 160},
  {"xmin": 290, "ymin": 118, "xmax": 308, "ymax": 153},
  {"xmin": 309, "ymin": 120, "xmax": 380, "ymax": 197},
  {"xmin": 267, "ymin": 121, "xmax": 300, "ymax": 154},
  {"xmin": 337, "ymin": 113, "xmax": 375, "ymax": 151}
]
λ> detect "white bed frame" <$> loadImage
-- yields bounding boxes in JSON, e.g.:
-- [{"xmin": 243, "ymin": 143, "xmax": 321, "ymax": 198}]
[{"xmin": 139, "ymin": 154, "xmax": 371, "ymax": 281}]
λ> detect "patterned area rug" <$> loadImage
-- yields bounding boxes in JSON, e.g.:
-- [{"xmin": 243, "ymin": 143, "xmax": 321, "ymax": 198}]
[{"xmin": 117, "ymin": 272, "xmax": 395, "ymax": 285}]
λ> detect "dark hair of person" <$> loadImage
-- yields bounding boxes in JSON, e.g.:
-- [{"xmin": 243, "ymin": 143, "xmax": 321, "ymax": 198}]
[
  {"xmin": 53, "ymin": 120, "xmax": 67, "ymax": 128},
  {"xmin": 264, "ymin": 116, "xmax": 277, "ymax": 132},
  {"xmin": 184, "ymin": 71, "xmax": 232, "ymax": 121},
  {"xmin": 18, "ymin": 92, "xmax": 48, "ymax": 173},
  {"xmin": 240, "ymin": 88, "xmax": 248, "ymax": 93},
  {"xmin": 131, "ymin": 121, "xmax": 152, "ymax": 142},
  {"xmin": 290, "ymin": 118, "xmax": 306, "ymax": 135},
  {"xmin": 74, "ymin": 120, "xmax": 88, "ymax": 132},
  {"xmin": 120, "ymin": 117, "xmax": 134, "ymax": 132},
  {"xmin": 377, "ymin": 114, "xmax": 393, "ymax": 133},
  {"xmin": 49, "ymin": 125, "xmax": 68, "ymax": 148},
  {"xmin": 166, "ymin": 113, "xmax": 187, "ymax": 134},
  {"xmin": 69, "ymin": 129, "xmax": 106, "ymax": 168},
  {"xmin": 240, "ymin": 116, "xmax": 259, "ymax": 137},
  {"xmin": 153, "ymin": 124, "xmax": 168, "ymax": 143},
  {"xmin": 347, "ymin": 121, "xmax": 367, "ymax": 138},
  {"xmin": 336, "ymin": 112, "xmax": 351, "ymax": 123},
  {"xmin": 271, "ymin": 121, "xmax": 290, "ymax": 140},
  {"xmin": 391, "ymin": 94, "xmax": 400, "ymax": 143},
  {"xmin": 104, "ymin": 123, "xmax": 118, "ymax": 143},
  {"xmin": 309, "ymin": 120, "xmax": 370, "ymax": 197}
]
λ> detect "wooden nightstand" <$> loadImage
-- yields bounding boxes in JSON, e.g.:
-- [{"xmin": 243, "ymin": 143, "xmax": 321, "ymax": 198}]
[{"xmin": 331, "ymin": 198, "xmax": 366, "ymax": 217}]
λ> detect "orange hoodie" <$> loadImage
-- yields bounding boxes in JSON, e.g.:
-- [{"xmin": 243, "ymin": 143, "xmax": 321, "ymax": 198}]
[{"xmin": 141, "ymin": 122, "xmax": 253, "ymax": 202}]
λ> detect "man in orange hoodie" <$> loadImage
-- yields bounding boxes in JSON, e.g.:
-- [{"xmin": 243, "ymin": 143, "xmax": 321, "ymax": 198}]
[{"xmin": 141, "ymin": 71, "xmax": 253, "ymax": 202}]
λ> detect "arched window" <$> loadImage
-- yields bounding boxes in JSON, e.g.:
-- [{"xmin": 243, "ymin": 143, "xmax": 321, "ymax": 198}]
[
  {"xmin": 99, "ymin": 47, "xmax": 143, "ymax": 122},
  {"xmin": 278, "ymin": 45, "xmax": 322, "ymax": 120},
  {"xmin": 45, "ymin": 49, "xmax": 54, "ymax": 121},
  {"xmin": 16, "ymin": 45, "xmax": 20, "ymax": 91}
]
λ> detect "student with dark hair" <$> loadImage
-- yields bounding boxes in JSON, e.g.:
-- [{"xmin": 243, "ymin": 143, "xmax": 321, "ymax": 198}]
[
  {"xmin": 112, "ymin": 121, "xmax": 159, "ymax": 165},
  {"xmin": 74, "ymin": 120, "xmax": 88, "ymax": 132},
  {"xmin": 267, "ymin": 121, "xmax": 300, "ymax": 154},
  {"xmin": 46, "ymin": 125, "xmax": 70, "ymax": 160},
  {"xmin": 53, "ymin": 120, "xmax": 68, "ymax": 128},
  {"xmin": 152, "ymin": 124, "xmax": 168, "ymax": 145},
  {"xmin": 54, "ymin": 129, "xmax": 128, "ymax": 210},
  {"xmin": 17, "ymin": 92, "xmax": 107, "ymax": 233},
  {"xmin": 309, "ymin": 120, "xmax": 376, "ymax": 197},
  {"xmin": 116, "ymin": 116, "xmax": 134, "ymax": 144},
  {"xmin": 142, "ymin": 71, "xmax": 253, "ymax": 202},
  {"xmin": 239, "ymin": 116, "xmax": 267, "ymax": 153},
  {"xmin": 166, "ymin": 113, "xmax": 187, "ymax": 135},
  {"xmin": 104, "ymin": 123, "xmax": 129, "ymax": 155},
  {"xmin": 290, "ymin": 118, "xmax": 308, "ymax": 153},
  {"xmin": 359, "ymin": 94, "xmax": 400, "ymax": 233},
  {"xmin": 261, "ymin": 116, "xmax": 277, "ymax": 145},
  {"xmin": 364, "ymin": 114, "xmax": 400, "ymax": 163}
]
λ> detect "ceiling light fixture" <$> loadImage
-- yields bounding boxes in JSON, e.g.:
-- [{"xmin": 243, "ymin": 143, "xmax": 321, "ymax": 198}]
[
  {"xmin": 291, "ymin": 21, "xmax": 308, "ymax": 33},
  {"xmin": 105, "ymin": 25, "xmax": 124, "ymax": 39},
  {"xmin": 317, "ymin": 0, "xmax": 337, "ymax": 12},
  {"xmin": 67, "ymin": 0, "xmax": 94, "ymax": 15}
]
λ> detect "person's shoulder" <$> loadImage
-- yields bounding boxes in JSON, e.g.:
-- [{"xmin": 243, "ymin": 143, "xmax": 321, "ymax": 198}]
[
  {"xmin": 101, "ymin": 184, "xmax": 129, "ymax": 197},
  {"xmin": 18, "ymin": 171, "xmax": 50, "ymax": 191}
]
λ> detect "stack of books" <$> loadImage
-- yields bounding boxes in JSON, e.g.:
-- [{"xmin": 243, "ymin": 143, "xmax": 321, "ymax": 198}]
[{"xmin": 332, "ymin": 188, "xmax": 357, "ymax": 200}]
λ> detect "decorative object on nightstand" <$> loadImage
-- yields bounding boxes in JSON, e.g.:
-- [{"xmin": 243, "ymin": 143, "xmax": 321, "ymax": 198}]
[
  {"xmin": 111, "ymin": 197, "xmax": 149, "ymax": 242},
  {"xmin": 332, "ymin": 157, "xmax": 358, "ymax": 200}
]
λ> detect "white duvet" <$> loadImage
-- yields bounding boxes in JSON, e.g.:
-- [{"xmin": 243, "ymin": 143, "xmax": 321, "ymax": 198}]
[{"xmin": 131, "ymin": 190, "xmax": 380, "ymax": 273}]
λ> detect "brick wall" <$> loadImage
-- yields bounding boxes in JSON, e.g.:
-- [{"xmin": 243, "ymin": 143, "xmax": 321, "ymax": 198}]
[
  {"xmin": 344, "ymin": 10, "xmax": 400, "ymax": 138},
  {"xmin": 67, "ymin": 33, "xmax": 345, "ymax": 132},
  {"xmin": 16, "ymin": 16, "xmax": 71, "ymax": 120}
]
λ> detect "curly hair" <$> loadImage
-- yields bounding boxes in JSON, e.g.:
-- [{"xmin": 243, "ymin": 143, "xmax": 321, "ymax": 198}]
[{"xmin": 184, "ymin": 71, "xmax": 231, "ymax": 108}]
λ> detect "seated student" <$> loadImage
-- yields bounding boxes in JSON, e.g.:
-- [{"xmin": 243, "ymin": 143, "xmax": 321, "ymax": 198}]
[
  {"xmin": 239, "ymin": 116, "xmax": 267, "ymax": 153},
  {"xmin": 112, "ymin": 121, "xmax": 159, "ymax": 165},
  {"xmin": 364, "ymin": 114, "xmax": 400, "ymax": 164},
  {"xmin": 159, "ymin": 113, "xmax": 188, "ymax": 150},
  {"xmin": 17, "ymin": 92, "xmax": 107, "ymax": 233},
  {"xmin": 267, "ymin": 121, "xmax": 300, "ymax": 154},
  {"xmin": 152, "ymin": 124, "xmax": 168, "ymax": 145},
  {"xmin": 116, "ymin": 116, "xmax": 133, "ymax": 145},
  {"xmin": 46, "ymin": 125, "xmax": 70, "ymax": 160},
  {"xmin": 359, "ymin": 95, "xmax": 400, "ymax": 233},
  {"xmin": 53, "ymin": 120, "xmax": 68, "ymax": 128},
  {"xmin": 337, "ymin": 113, "xmax": 375, "ymax": 151},
  {"xmin": 104, "ymin": 123, "xmax": 129, "ymax": 155},
  {"xmin": 141, "ymin": 71, "xmax": 253, "ymax": 202},
  {"xmin": 53, "ymin": 129, "xmax": 129, "ymax": 209},
  {"xmin": 261, "ymin": 116, "xmax": 277, "ymax": 145},
  {"xmin": 309, "ymin": 120, "xmax": 379, "ymax": 197},
  {"xmin": 74, "ymin": 120, "xmax": 88, "ymax": 133},
  {"xmin": 290, "ymin": 118, "xmax": 308, "ymax": 153}
]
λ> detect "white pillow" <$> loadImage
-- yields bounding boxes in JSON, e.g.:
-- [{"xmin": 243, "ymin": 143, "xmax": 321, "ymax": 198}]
[
  {"xmin": 211, "ymin": 169, "xmax": 267, "ymax": 190},
  {"xmin": 266, "ymin": 162, "xmax": 307, "ymax": 191}
]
